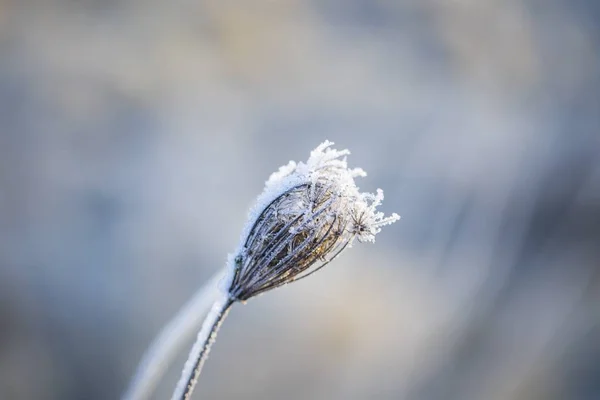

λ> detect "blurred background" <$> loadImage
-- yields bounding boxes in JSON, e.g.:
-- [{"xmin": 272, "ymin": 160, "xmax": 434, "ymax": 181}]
[{"xmin": 0, "ymin": 0, "xmax": 599, "ymax": 399}]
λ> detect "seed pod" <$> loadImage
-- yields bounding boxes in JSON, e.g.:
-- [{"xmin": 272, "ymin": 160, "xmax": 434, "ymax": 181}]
[{"xmin": 226, "ymin": 141, "xmax": 400, "ymax": 301}]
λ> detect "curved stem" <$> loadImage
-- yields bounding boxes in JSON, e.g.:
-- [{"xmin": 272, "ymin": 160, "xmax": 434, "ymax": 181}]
[
  {"xmin": 171, "ymin": 292, "xmax": 234, "ymax": 400},
  {"xmin": 123, "ymin": 269, "xmax": 226, "ymax": 400}
]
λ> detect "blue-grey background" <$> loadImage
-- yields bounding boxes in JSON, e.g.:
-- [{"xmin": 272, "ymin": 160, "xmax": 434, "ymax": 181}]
[{"xmin": 0, "ymin": 1, "xmax": 599, "ymax": 399}]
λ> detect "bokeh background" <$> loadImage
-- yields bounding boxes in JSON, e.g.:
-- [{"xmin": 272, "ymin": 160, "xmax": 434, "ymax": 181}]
[{"xmin": 1, "ymin": 0, "xmax": 599, "ymax": 399}]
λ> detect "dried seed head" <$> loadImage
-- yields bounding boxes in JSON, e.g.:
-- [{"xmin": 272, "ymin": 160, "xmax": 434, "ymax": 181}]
[{"xmin": 225, "ymin": 141, "xmax": 399, "ymax": 301}]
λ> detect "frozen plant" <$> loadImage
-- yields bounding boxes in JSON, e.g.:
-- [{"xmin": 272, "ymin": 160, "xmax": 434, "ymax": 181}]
[{"xmin": 124, "ymin": 141, "xmax": 399, "ymax": 400}]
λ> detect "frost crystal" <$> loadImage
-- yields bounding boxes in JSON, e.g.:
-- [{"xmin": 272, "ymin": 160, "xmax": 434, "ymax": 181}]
[{"xmin": 226, "ymin": 140, "xmax": 400, "ymax": 301}]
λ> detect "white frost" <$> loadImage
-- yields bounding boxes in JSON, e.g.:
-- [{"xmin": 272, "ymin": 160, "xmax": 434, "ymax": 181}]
[{"xmin": 232, "ymin": 140, "xmax": 399, "ymax": 262}]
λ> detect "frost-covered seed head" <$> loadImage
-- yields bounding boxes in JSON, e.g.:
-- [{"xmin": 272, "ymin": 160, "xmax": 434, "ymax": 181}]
[{"xmin": 227, "ymin": 141, "xmax": 399, "ymax": 301}]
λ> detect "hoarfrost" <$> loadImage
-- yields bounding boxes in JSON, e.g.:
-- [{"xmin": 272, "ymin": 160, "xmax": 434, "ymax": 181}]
[{"xmin": 221, "ymin": 140, "xmax": 400, "ymax": 298}]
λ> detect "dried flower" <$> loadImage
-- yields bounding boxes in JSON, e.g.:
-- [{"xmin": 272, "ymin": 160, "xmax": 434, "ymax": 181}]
[
  {"xmin": 227, "ymin": 141, "xmax": 399, "ymax": 301},
  {"xmin": 170, "ymin": 141, "xmax": 399, "ymax": 400}
]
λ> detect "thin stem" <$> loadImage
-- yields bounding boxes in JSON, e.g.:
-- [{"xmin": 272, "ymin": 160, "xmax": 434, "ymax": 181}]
[
  {"xmin": 123, "ymin": 269, "xmax": 226, "ymax": 400},
  {"xmin": 171, "ymin": 292, "xmax": 234, "ymax": 400}
]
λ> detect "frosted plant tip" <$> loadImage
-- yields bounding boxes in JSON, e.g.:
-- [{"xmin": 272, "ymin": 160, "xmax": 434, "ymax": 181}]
[{"xmin": 226, "ymin": 141, "xmax": 400, "ymax": 301}]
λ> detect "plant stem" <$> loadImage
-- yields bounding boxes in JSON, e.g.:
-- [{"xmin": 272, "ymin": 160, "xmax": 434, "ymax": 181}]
[
  {"xmin": 171, "ymin": 292, "xmax": 234, "ymax": 400},
  {"xmin": 123, "ymin": 269, "xmax": 226, "ymax": 400}
]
